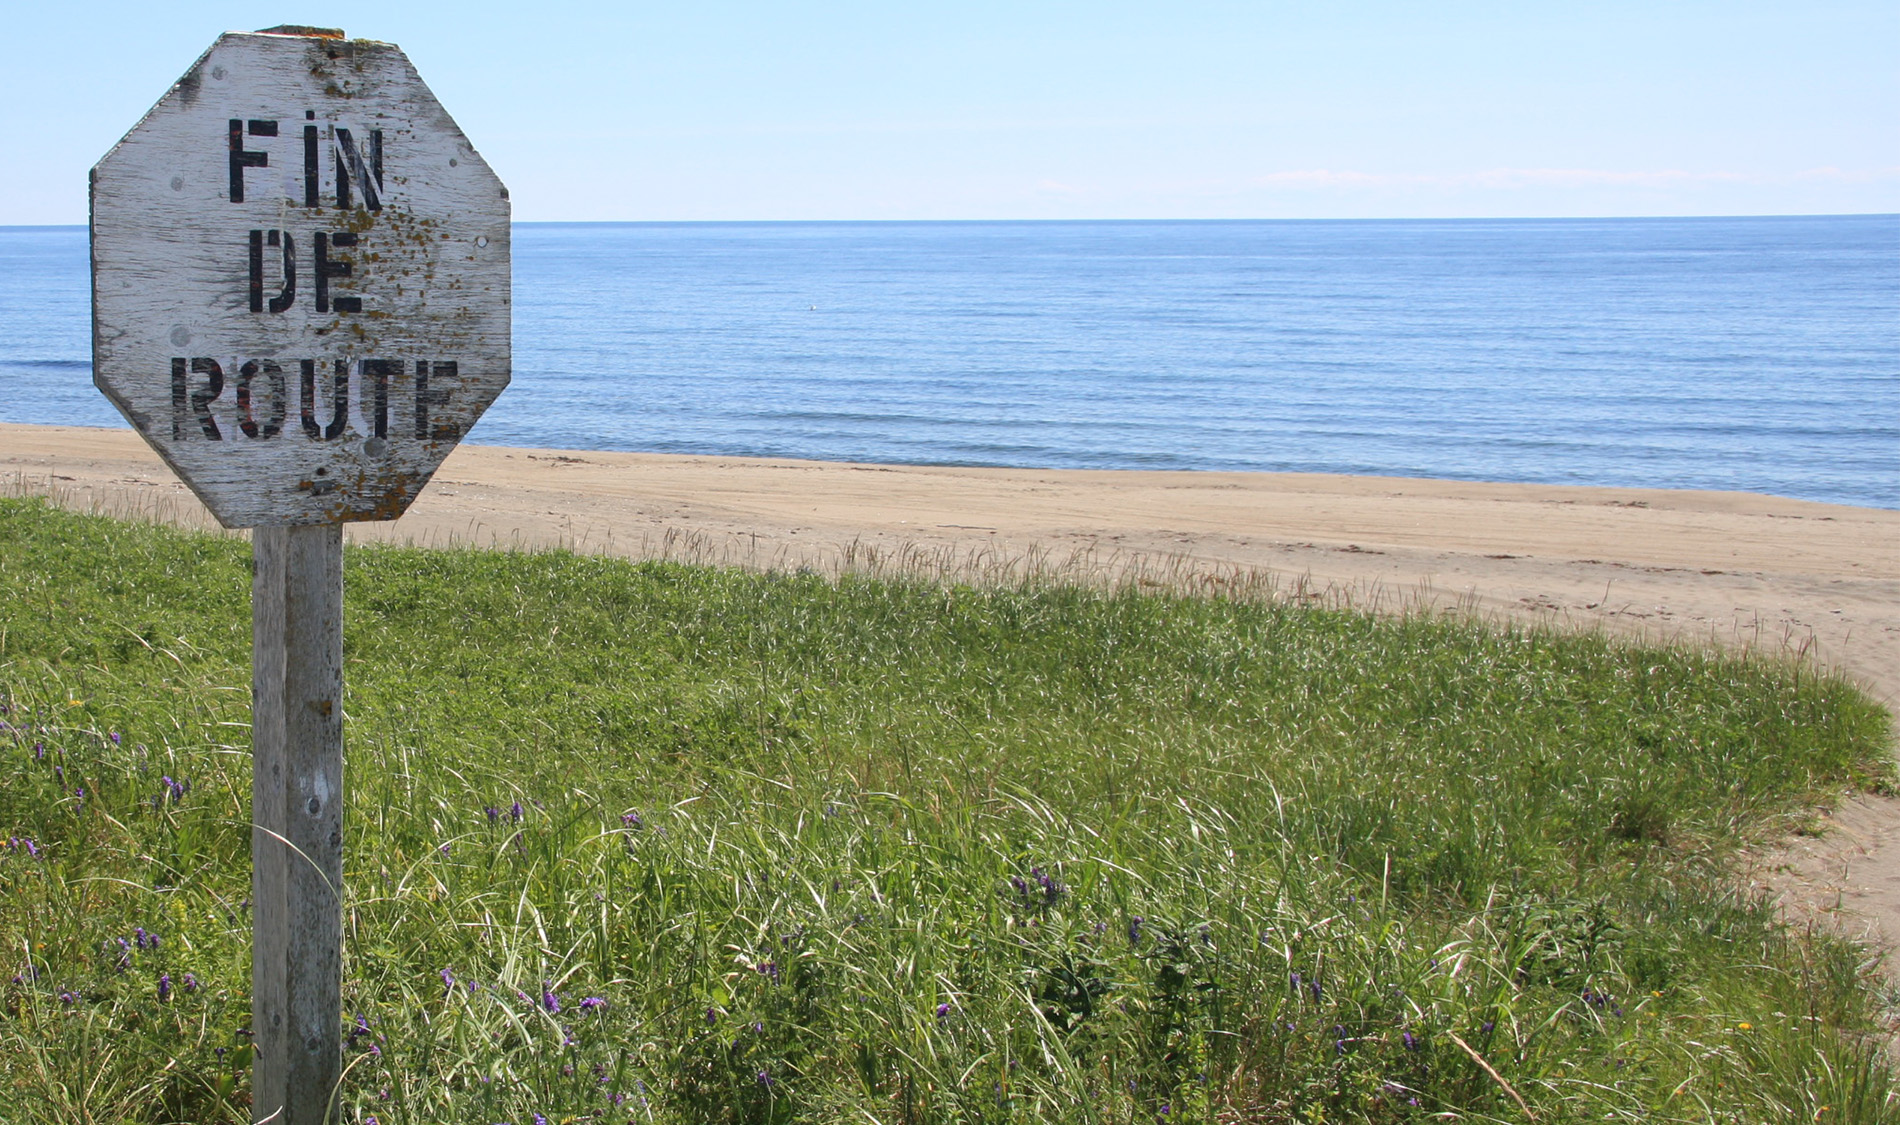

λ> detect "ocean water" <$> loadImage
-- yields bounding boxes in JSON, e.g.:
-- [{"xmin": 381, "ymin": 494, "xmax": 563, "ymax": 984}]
[{"xmin": 3, "ymin": 216, "xmax": 1895, "ymax": 509}]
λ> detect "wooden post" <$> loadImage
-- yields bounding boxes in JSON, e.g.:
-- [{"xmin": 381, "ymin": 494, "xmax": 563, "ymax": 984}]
[{"xmin": 251, "ymin": 524, "xmax": 345, "ymax": 1124}]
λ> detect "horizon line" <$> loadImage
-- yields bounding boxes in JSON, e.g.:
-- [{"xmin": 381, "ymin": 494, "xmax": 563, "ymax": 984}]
[{"xmin": 6, "ymin": 211, "xmax": 1897, "ymax": 232}]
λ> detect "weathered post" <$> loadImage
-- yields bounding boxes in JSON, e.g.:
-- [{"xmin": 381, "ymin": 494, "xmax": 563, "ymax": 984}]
[
  {"xmin": 250, "ymin": 524, "xmax": 345, "ymax": 1116},
  {"xmin": 90, "ymin": 27, "xmax": 511, "ymax": 1123}
]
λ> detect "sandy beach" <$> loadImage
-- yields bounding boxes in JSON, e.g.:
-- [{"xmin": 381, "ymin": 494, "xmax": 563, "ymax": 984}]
[{"xmin": 6, "ymin": 419, "xmax": 1899, "ymax": 950}]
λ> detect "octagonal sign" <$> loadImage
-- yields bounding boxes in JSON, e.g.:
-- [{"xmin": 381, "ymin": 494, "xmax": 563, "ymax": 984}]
[{"xmin": 92, "ymin": 28, "xmax": 510, "ymax": 528}]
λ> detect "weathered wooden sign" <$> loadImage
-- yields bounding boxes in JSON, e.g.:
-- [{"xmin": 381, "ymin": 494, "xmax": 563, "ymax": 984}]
[
  {"xmin": 92, "ymin": 26, "xmax": 510, "ymax": 528},
  {"xmin": 92, "ymin": 27, "xmax": 509, "ymax": 1125}
]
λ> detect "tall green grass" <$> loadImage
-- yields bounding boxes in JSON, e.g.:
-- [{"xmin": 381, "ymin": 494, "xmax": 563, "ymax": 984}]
[{"xmin": 0, "ymin": 497, "xmax": 1893, "ymax": 1123}]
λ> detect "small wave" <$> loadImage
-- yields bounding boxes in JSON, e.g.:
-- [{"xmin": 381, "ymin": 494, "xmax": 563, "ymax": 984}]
[{"xmin": 1, "ymin": 359, "xmax": 90, "ymax": 371}]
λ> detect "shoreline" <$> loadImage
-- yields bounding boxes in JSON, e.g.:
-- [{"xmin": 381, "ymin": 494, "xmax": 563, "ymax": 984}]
[{"xmin": 5, "ymin": 420, "xmax": 1894, "ymax": 703}]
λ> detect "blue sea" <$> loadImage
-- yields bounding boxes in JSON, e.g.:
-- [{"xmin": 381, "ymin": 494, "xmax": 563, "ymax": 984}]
[{"xmin": 3, "ymin": 216, "xmax": 1895, "ymax": 509}]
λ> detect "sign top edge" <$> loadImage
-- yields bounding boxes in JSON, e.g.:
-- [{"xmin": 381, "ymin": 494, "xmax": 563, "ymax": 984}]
[
  {"xmin": 253, "ymin": 25, "xmax": 348, "ymax": 39},
  {"xmin": 217, "ymin": 29, "xmax": 398, "ymax": 49}
]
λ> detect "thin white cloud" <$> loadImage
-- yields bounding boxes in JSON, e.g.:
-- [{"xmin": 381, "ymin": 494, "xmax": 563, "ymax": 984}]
[{"xmin": 1244, "ymin": 166, "xmax": 1900, "ymax": 191}]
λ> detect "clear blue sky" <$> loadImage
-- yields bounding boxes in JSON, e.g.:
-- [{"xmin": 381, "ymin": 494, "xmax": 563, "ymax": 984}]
[{"xmin": 10, "ymin": 1, "xmax": 1895, "ymax": 223}]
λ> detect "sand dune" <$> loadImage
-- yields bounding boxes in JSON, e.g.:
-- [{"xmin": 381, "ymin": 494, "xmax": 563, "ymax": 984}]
[{"xmin": 5, "ymin": 419, "xmax": 1897, "ymax": 951}]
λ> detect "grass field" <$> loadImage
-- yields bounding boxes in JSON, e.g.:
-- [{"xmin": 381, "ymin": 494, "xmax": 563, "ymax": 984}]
[{"xmin": 0, "ymin": 496, "xmax": 1894, "ymax": 1123}]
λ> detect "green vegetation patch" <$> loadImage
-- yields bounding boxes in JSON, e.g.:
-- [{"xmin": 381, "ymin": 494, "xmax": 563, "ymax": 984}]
[{"xmin": 0, "ymin": 497, "xmax": 1893, "ymax": 1123}]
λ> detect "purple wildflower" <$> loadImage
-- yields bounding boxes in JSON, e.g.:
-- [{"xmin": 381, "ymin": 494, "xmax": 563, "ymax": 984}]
[
  {"xmin": 484, "ymin": 806, "xmax": 500, "ymax": 823},
  {"xmin": 157, "ymin": 973, "xmax": 172, "ymax": 1002},
  {"xmin": 182, "ymin": 972, "xmax": 200, "ymax": 993},
  {"xmin": 1128, "ymin": 916, "xmax": 1143, "ymax": 943},
  {"xmin": 621, "ymin": 811, "xmax": 642, "ymax": 828},
  {"xmin": 579, "ymin": 996, "xmax": 606, "ymax": 1012},
  {"xmin": 23, "ymin": 839, "xmax": 40, "ymax": 859},
  {"xmin": 936, "ymin": 1002, "xmax": 952, "ymax": 1023},
  {"xmin": 706, "ymin": 1006, "xmax": 718, "ymax": 1026},
  {"xmin": 510, "ymin": 801, "xmax": 523, "ymax": 823},
  {"xmin": 1403, "ymin": 1031, "xmax": 1418, "ymax": 1051},
  {"xmin": 757, "ymin": 1068, "xmax": 774, "ymax": 1088},
  {"xmin": 110, "ymin": 731, "xmax": 121, "ymax": 744},
  {"xmin": 59, "ymin": 990, "xmax": 78, "ymax": 1005},
  {"xmin": 441, "ymin": 968, "xmax": 455, "ymax": 992},
  {"xmin": 542, "ymin": 984, "xmax": 560, "ymax": 1014}
]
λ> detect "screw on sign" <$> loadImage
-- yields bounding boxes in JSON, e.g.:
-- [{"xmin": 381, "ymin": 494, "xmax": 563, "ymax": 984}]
[{"xmin": 90, "ymin": 27, "xmax": 509, "ymax": 1124}]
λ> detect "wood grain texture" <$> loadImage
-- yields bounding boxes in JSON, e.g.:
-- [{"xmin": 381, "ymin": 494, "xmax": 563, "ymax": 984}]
[
  {"xmin": 250, "ymin": 526, "xmax": 289, "ymax": 1116},
  {"xmin": 250, "ymin": 524, "xmax": 344, "ymax": 1124},
  {"xmin": 92, "ymin": 31, "xmax": 510, "ymax": 529}
]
